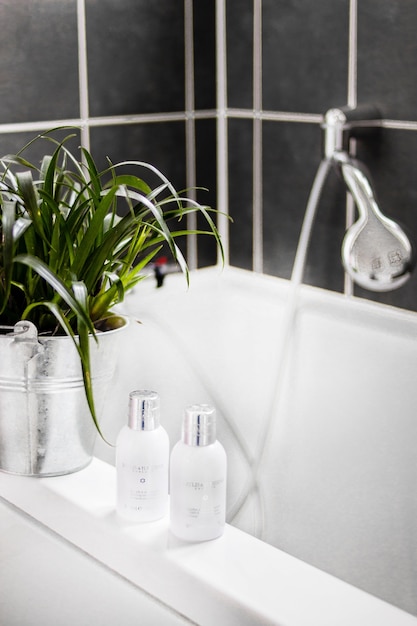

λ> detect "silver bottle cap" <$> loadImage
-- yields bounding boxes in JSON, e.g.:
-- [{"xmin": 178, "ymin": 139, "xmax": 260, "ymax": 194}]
[
  {"xmin": 128, "ymin": 390, "xmax": 160, "ymax": 431},
  {"xmin": 182, "ymin": 404, "xmax": 216, "ymax": 446}
]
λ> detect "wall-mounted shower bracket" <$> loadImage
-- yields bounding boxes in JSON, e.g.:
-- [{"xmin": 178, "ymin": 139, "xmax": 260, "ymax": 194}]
[{"xmin": 322, "ymin": 104, "xmax": 381, "ymax": 160}]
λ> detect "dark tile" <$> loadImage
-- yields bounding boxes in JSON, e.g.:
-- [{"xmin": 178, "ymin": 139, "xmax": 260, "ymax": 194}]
[
  {"xmin": 226, "ymin": 0, "xmax": 253, "ymax": 109},
  {"xmin": 263, "ymin": 121, "xmax": 346, "ymax": 290},
  {"xmin": 89, "ymin": 122, "xmax": 190, "ymax": 268},
  {"xmin": 86, "ymin": 0, "xmax": 185, "ymax": 117},
  {"xmin": 195, "ymin": 119, "xmax": 218, "ymax": 266},
  {"xmin": 89, "ymin": 122, "xmax": 186, "ymax": 192},
  {"xmin": 262, "ymin": 0, "xmax": 349, "ymax": 114},
  {"xmin": 194, "ymin": 3, "xmax": 216, "ymax": 110},
  {"xmin": 0, "ymin": 0, "xmax": 79, "ymax": 124},
  {"xmin": 305, "ymin": 165, "xmax": 348, "ymax": 292},
  {"xmin": 228, "ymin": 119, "xmax": 253, "ymax": 270},
  {"xmin": 357, "ymin": 1, "xmax": 417, "ymax": 121}
]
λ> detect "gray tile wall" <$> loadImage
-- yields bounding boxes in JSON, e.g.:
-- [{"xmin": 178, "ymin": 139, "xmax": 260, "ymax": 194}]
[
  {"xmin": 0, "ymin": 0, "xmax": 218, "ymax": 270},
  {"xmin": 227, "ymin": 0, "xmax": 417, "ymax": 311},
  {"xmin": 1, "ymin": 1, "xmax": 417, "ymax": 310}
]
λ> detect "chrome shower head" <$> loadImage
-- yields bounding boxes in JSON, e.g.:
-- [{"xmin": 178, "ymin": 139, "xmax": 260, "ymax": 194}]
[
  {"xmin": 323, "ymin": 105, "xmax": 415, "ymax": 292},
  {"xmin": 339, "ymin": 157, "xmax": 415, "ymax": 291}
]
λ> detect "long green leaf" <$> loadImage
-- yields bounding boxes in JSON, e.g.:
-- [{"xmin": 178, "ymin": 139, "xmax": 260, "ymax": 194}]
[
  {"xmin": 73, "ymin": 281, "xmax": 103, "ymax": 437},
  {"xmin": 14, "ymin": 254, "xmax": 95, "ymax": 335},
  {"xmin": 22, "ymin": 297, "xmax": 105, "ymax": 440},
  {"xmin": 89, "ymin": 245, "xmax": 162, "ymax": 320},
  {"xmin": 0, "ymin": 200, "xmax": 16, "ymax": 314},
  {"xmin": 114, "ymin": 188, "xmax": 188, "ymax": 273},
  {"xmin": 15, "ymin": 171, "xmax": 48, "ymax": 242},
  {"xmin": 80, "ymin": 147, "xmax": 103, "ymax": 199},
  {"xmin": 70, "ymin": 186, "xmax": 119, "ymax": 277},
  {"xmin": 37, "ymin": 188, "xmax": 69, "ymax": 272},
  {"xmin": 104, "ymin": 173, "xmax": 152, "ymax": 196}
]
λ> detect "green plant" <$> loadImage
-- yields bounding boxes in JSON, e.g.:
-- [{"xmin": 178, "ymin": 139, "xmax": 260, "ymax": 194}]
[{"xmin": 0, "ymin": 129, "xmax": 222, "ymax": 435}]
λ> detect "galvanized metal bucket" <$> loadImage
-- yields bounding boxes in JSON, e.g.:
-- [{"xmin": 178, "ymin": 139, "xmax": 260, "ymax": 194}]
[{"xmin": 0, "ymin": 319, "xmax": 127, "ymax": 476}]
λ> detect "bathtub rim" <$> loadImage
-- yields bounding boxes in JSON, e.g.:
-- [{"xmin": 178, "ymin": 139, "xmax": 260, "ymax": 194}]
[
  {"xmin": 134, "ymin": 264, "xmax": 417, "ymax": 330},
  {"xmin": 0, "ymin": 448, "xmax": 415, "ymax": 625}
]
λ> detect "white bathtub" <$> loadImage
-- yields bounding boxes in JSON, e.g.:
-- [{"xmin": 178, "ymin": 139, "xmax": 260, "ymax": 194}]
[
  {"xmin": 101, "ymin": 265, "xmax": 417, "ymax": 619},
  {"xmin": 1, "ymin": 266, "xmax": 417, "ymax": 625}
]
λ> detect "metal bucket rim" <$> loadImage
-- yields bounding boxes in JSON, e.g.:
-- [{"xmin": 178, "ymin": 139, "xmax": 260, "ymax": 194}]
[
  {"xmin": 0, "ymin": 315, "xmax": 130, "ymax": 341},
  {"xmin": 0, "ymin": 324, "xmax": 30, "ymax": 336}
]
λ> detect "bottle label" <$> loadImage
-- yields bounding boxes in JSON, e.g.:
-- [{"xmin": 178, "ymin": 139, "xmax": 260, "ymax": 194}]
[
  {"xmin": 117, "ymin": 462, "xmax": 167, "ymax": 516},
  {"xmin": 182, "ymin": 478, "xmax": 225, "ymax": 526}
]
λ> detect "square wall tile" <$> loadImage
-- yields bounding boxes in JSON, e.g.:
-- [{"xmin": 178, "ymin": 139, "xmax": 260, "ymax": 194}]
[
  {"xmin": 89, "ymin": 122, "xmax": 188, "ymax": 269},
  {"xmin": 89, "ymin": 122, "xmax": 186, "ymax": 191},
  {"xmin": 226, "ymin": 0, "xmax": 254, "ymax": 109},
  {"xmin": 0, "ymin": 0, "xmax": 79, "ymax": 124},
  {"xmin": 305, "ymin": 165, "xmax": 347, "ymax": 292},
  {"xmin": 262, "ymin": 120, "xmax": 346, "ymax": 290},
  {"xmin": 357, "ymin": 0, "xmax": 417, "ymax": 121},
  {"xmin": 86, "ymin": 0, "xmax": 185, "ymax": 117},
  {"xmin": 262, "ymin": 0, "xmax": 349, "ymax": 114},
  {"xmin": 193, "ymin": 2, "xmax": 216, "ymax": 110},
  {"xmin": 228, "ymin": 118, "xmax": 254, "ymax": 270},
  {"xmin": 195, "ymin": 118, "xmax": 218, "ymax": 266}
]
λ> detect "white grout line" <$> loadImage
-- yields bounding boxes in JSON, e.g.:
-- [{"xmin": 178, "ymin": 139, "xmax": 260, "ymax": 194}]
[
  {"xmin": 381, "ymin": 119, "xmax": 417, "ymax": 131},
  {"xmin": 215, "ymin": 0, "xmax": 230, "ymax": 266},
  {"xmin": 76, "ymin": 0, "xmax": 90, "ymax": 152},
  {"xmin": 344, "ymin": 0, "xmax": 358, "ymax": 296},
  {"xmin": 0, "ymin": 112, "xmax": 219, "ymax": 136},
  {"xmin": 184, "ymin": 0, "xmax": 198, "ymax": 270},
  {"xmin": 0, "ymin": 119, "xmax": 86, "ymax": 134},
  {"xmin": 88, "ymin": 112, "xmax": 189, "ymax": 125},
  {"xmin": 229, "ymin": 109, "xmax": 323, "ymax": 124},
  {"xmin": 347, "ymin": 0, "xmax": 358, "ymax": 109},
  {"xmin": 252, "ymin": 0, "xmax": 263, "ymax": 273},
  {"xmin": 1, "ymin": 110, "xmax": 416, "ymax": 138}
]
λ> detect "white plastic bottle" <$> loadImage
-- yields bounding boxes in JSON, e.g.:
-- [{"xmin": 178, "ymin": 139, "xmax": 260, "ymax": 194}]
[
  {"xmin": 170, "ymin": 404, "xmax": 227, "ymax": 541},
  {"xmin": 116, "ymin": 390, "xmax": 169, "ymax": 522}
]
